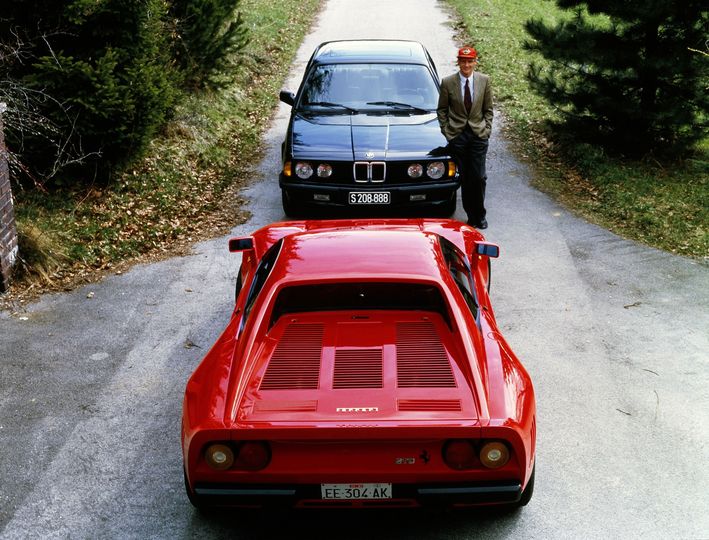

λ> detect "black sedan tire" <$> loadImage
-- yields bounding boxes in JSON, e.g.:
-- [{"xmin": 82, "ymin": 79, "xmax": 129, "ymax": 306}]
[
  {"xmin": 281, "ymin": 190, "xmax": 301, "ymax": 218},
  {"xmin": 438, "ymin": 194, "xmax": 457, "ymax": 217}
]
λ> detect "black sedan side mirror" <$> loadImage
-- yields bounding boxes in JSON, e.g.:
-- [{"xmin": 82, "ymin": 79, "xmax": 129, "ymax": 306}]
[{"xmin": 279, "ymin": 90, "xmax": 295, "ymax": 106}]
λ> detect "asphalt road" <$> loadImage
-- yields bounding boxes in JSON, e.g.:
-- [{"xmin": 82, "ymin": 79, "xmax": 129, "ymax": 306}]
[{"xmin": 1, "ymin": 1, "xmax": 708, "ymax": 538}]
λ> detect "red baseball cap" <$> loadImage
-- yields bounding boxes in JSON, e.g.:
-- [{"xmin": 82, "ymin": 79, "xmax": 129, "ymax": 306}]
[{"xmin": 457, "ymin": 46, "xmax": 478, "ymax": 59}]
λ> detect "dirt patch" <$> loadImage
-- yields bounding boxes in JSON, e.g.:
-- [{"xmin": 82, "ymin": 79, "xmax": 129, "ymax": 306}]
[{"xmin": 0, "ymin": 179, "xmax": 251, "ymax": 314}]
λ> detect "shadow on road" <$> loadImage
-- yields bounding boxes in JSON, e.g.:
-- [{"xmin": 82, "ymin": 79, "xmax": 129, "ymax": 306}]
[{"xmin": 184, "ymin": 505, "xmax": 526, "ymax": 539}]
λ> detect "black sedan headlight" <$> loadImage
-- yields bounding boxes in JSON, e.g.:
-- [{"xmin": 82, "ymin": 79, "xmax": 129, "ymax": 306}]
[
  {"xmin": 295, "ymin": 162, "xmax": 314, "ymax": 179},
  {"xmin": 426, "ymin": 161, "xmax": 445, "ymax": 179},
  {"xmin": 317, "ymin": 164, "xmax": 333, "ymax": 178},
  {"xmin": 407, "ymin": 161, "xmax": 449, "ymax": 179},
  {"xmin": 289, "ymin": 161, "xmax": 333, "ymax": 179},
  {"xmin": 407, "ymin": 164, "xmax": 424, "ymax": 178}
]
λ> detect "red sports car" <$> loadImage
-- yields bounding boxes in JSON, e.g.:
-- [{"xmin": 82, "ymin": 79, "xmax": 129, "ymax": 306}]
[{"xmin": 182, "ymin": 219, "xmax": 536, "ymax": 509}]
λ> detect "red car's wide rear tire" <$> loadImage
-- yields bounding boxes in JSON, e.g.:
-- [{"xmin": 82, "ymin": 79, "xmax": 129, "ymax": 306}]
[
  {"xmin": 184, "ymin": 469, "xmax": 206, "ymax": 510},
  {"xmin": 517, "ymin": 463, "xmax": 535, "ymax": 507}
]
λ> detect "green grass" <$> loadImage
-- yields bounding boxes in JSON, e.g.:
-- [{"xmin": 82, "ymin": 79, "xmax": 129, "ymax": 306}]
[
  {"xmin": 444, "ymin": 0, "xmax": 708, "ymax": 258},
  {"xmin": 11, "ymin": 0, "xmax": 323, "ymax": 288}
]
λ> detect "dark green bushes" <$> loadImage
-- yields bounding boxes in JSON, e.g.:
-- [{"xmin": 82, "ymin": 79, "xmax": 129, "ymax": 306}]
[
  {"xmin": 170, "ymin": 0, "xmax": 249, "ymax": 89},
  {"xmin": 0, "ymin": 0, "xmax": 248, "ymax": 185}
]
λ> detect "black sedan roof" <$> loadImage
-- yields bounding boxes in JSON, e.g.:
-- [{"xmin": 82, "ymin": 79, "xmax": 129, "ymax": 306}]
[{"xmin": 311, "ymin": 40, "xmax": 432, "ymax": 65}]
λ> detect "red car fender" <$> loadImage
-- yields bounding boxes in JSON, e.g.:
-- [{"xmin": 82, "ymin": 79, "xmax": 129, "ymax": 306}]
[
  {"xmin": 182, "ymin": 316, "xmax": 241, "ymax": 467},
  {"xmin": 478, "ymin": 312, "xmax": 536, "ymax": 484}
]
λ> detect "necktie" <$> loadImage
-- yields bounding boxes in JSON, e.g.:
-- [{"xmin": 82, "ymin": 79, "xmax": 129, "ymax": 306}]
[{"xmin": 464, "ymin": 78, "xmax": 472, "ymax": 113}]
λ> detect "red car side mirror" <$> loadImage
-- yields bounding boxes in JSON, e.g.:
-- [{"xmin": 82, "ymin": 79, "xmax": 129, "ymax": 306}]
[
  {"xmin": 475, "ymin": 241, "xmax": 499, "ymax": 258},
  {"xmin": 229, "ymin": 237, "xmax": 254, "ymax": 252}
]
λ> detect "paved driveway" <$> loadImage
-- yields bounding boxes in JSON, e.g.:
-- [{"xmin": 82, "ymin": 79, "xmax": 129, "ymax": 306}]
[{"xmin": 1, "ymin": 1, "xmax": 707, "ymax": 538}]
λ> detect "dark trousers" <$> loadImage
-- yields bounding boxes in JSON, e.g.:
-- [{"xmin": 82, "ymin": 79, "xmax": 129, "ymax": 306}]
[{"xmin": 447, "ymin": 126, "xmax": 488, "ymax": 223}]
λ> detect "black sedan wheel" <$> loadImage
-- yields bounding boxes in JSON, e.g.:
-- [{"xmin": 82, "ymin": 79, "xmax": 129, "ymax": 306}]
[
  {"xmin": 438, "ymin": 194, "xmax": 457, "ymax": 217},
  {"xmin": 281, "ymin": 190, "xmax": 302, "ymax": 218}
]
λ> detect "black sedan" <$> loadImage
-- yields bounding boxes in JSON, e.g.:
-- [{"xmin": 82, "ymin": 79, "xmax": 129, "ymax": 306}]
[{"xmin": 279, "ymin": 40, "xmax": 458, "ymax": 217}]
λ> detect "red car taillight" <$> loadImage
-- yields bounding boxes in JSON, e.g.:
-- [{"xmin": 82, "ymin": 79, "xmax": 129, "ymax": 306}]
[
  {"xmin": 204, "ymin": 441, "xmax": 271, "ymax": 471},
  {"xmin": 443, "ymin": 439, "xmax": 512, "ymax": 470},
  {"xmin": 205, "ymin": 443, "xmax": 235, "ymax": 470},
  {"xmin": 442, "ymin": 440, "xmax": 478, "ymax": 470},
  {"xmin": 234, "ymin": 441, "xmax": 271, "ymax": 471},
  {"xmin": 479, "ymin": 441, "xmax": 510, "ymax": 469}
]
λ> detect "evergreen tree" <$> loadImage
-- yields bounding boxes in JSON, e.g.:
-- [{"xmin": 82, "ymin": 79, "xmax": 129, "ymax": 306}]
[
  {"xmin": 1, "ymin": 0, "xmax": 178, "ymax": 184},
  {"xmin": 170, "ymin": 0, "xmax": 249, "ymax": 89},
  {"xmin": 524, "ymin": 0, "xmax": 708, "ymax": 156}
]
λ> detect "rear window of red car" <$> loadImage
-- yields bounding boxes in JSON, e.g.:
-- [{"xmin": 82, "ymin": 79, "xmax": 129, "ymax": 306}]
[{"xmin": 269, "ymin": 282, "xmax": 449, "ymax": 327}]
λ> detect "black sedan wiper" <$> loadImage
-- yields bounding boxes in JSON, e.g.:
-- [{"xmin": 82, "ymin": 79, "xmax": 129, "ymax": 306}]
[
  {"xmin": 303, "ymin": 101, "xmax": 358, "ymax": 113},
  {"xmin": 366, "ymin": 101, "xmax": 429, "ymax": 114}
]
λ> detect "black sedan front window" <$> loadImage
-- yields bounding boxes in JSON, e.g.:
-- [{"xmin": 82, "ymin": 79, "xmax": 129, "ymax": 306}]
[{"xmin": 299, "ymin": 63, "xmax": 438, "ymax": 111}]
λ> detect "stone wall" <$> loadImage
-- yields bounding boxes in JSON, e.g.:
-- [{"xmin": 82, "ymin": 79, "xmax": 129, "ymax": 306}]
[{"xmin": 0, "ymin": 103, "xmax": 18, "ymax": 292}]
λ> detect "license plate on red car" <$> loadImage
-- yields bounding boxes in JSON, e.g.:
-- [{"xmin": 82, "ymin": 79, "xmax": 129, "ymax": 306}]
[
  {"xmin": 348, "ymin": 192, "xmax": 391, "ymax": 205},
  {"xmin": 321, "ymin": 483, "xmax": 392, "ymax": 499}
]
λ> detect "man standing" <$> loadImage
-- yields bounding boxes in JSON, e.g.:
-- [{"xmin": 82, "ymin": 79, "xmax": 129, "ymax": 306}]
[{"xmin": 437, "ymin": 46, "xmax": 493, "ymax": 229}]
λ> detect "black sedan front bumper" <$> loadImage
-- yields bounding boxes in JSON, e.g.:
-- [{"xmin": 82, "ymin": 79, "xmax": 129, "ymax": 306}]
[{"xmin": 279, "ymin": 175, "xmax": 459, "ymax": 214}]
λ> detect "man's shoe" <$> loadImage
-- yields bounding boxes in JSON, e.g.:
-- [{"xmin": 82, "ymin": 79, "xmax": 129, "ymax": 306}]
[{"xmin": 466, "ymin": 218, "xmax": 488, "ymax": 229}]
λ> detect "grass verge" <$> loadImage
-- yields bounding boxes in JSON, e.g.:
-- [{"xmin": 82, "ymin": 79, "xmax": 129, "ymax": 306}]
[
  {"xmin": 443, "ymin": 0, "xmax": 708, "ymax": 259},
  {"xmin": 6, "ymin": 0, "xmax": 323, "ymax": 302}
]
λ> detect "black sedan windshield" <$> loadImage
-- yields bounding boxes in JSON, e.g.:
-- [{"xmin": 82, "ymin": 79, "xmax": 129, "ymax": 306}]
[{"xmin": 298, "ymin": 63, "xmax": 438, "ymax": 112}]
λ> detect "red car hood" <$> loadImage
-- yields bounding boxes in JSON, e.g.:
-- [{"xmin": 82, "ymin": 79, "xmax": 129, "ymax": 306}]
[{"xmin": 233, "ymin": 311, "xmax": 479, "ymax": 427}]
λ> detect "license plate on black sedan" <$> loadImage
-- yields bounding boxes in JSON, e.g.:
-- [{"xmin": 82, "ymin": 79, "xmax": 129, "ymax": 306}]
[
  {"xmin": 348, "ymin": 192, "xmax": 391, "ymax": 205},
  {"xmin": 321, "ymin": 483, "xmax": 392, "ymax": 500}
]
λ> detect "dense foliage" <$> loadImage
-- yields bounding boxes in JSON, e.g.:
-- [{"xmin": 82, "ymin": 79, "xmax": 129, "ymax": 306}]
[
  {"xmin": 170, "ymin": 0, "xmax": 249, "ymax": 89},
  {"xmin": 0, "ymin": 0, "xmax": 247, "ymax": 185},
  {"xmin": 524, "ymin": 0, "xmax": 709, "ymax": 156}
]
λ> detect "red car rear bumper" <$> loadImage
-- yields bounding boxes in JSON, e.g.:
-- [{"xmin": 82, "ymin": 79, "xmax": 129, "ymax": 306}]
[{"xmin": 191, "ymin": 480, "xmax": 522, "ymax": 509}]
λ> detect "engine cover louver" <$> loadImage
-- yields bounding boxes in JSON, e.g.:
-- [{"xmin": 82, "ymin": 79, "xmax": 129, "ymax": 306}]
[
  {"xmin": 333, "ymin": 348, "xmax": 383, "ymax": 389},
  {"xmin": 260, "ymin": 323, "xmax": 324, "ymax": 390},
  {"xmin": 259, "ymin": 319, "xmax": 458, "ymax": 392},
  {"xmin": 398, "ymin": 399, "xmax": 462, "ymax": 411},
  {"xmin": 254, "ymin": 400, "xmax": 318, "ymax": 412},
  {"xmin": 396, "ymin": 321, "xmax": 456, "ymax": 388}
]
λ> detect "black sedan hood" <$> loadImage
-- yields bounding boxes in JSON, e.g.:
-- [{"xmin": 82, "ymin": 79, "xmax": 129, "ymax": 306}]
[{"xmin": 290, "ymin": 112, "xmax": 449, "ymax": 161}]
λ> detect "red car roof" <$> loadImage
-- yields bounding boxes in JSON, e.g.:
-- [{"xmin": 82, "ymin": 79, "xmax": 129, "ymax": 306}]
[{"xmin": 273, "ymin": 228, "xmax": 446, "ymax": 283}]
